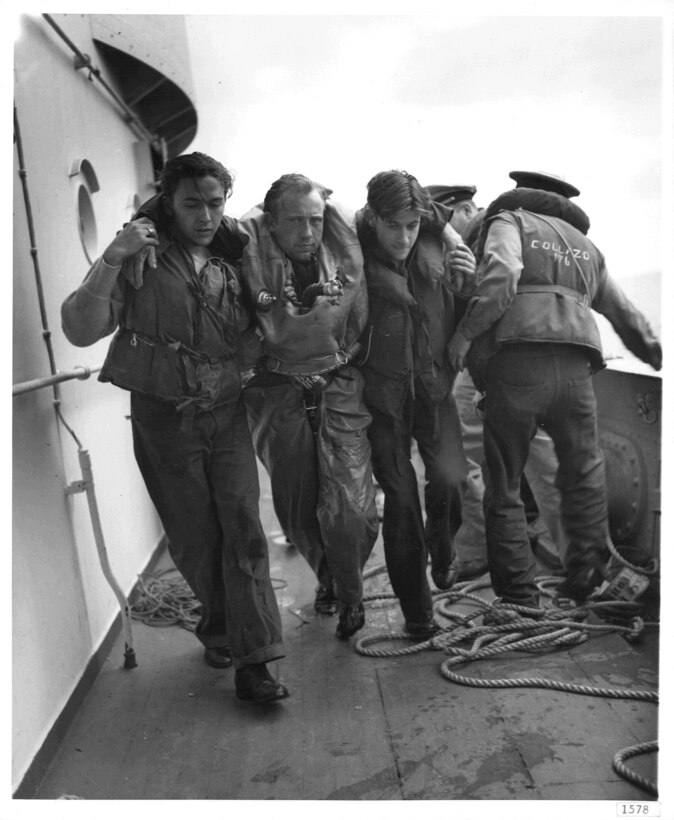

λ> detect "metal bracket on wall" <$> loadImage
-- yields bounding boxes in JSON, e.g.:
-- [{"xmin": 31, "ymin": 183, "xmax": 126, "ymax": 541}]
[{"xmin": 65, "ymin": 480, "xmax": 88, "ymax": 496}]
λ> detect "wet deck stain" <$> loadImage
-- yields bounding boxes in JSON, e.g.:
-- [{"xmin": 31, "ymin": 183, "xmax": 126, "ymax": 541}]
[
  {"xmin": 325, "ymin": 765, "xmax": 401, "ymax": 799},
  {"xmin": 250, "ymin": 764, "xmax": 292, "ymax": 784}
]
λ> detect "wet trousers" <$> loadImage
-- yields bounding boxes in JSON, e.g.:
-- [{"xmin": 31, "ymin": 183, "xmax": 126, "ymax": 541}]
[
  {"xmin": 130, "ymin": 392, "xmax": 284, "ymax": 669},
  {"xmin": 367, "ymin": 386, "xmax": 466, "ymax": 624},
  {"xmin": 453, "ymin": 369, "xmax": 569, "ymax": 574},
  {"xmin": 452, "ymin": 369, "xmax": 490, "ymax": 574},
  {"xmin": 482, "ymin": 344, "xmax": 608, "ymax": 606},
  {"xmin": 244, "ymin": 366, "xmax": 379, "ymax": 606}
]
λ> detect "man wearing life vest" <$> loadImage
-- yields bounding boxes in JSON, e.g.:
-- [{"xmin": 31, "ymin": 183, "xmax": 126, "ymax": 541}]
[
  {"xmin": 355, "ymin": 170, "xmax": 475, "ymax": 638},
  {"xmin": 236, "ymin": 174, "xmax": 380, "ymax": 641},
  {"xmin": 61, "ymin": 152, "xmax": 289, "ymax": 704},
  {"xmin": 428, "ymin": 184, "xmax": 571, "ymax": 581},
  {"xmin": 448, "ymin": 171, "xmax": 662, "ymax": 607}
]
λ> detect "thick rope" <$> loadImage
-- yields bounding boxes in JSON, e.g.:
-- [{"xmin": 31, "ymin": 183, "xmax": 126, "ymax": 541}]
[
  {"xmin": 130, "ymin": 569, "xmax": 202, "ymax": 631},
  {"xmin": 613, "ymin": 741, "xmax": 658, "ymax": 797},
  {"xmin": 607, "ymin": 535, "xmax": 659, "ymax": 577},
  {"xmin": 130, "ymin": 568, "xmax": 288, "ymax": 631}
]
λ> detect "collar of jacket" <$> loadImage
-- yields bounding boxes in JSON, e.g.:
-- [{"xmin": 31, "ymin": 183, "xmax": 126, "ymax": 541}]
[
  {"xmin": 474, "ymin": 187, "xmax": 591, "ymax": 262},
  {"xmin": 239, "ymin": 201, "xmax": 364, "ymax": 299},
  {"xmin": 356, "ymin": 208, "xmax": 445, "ymax": 291}
]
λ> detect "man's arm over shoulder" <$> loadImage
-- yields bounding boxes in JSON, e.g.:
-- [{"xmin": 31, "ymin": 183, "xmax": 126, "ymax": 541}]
[
  {"xmin": 593, "ymin": 274, "xmax": 662, "ymax": 370},
  {"xmin": 457, "ymin": 212, "xmax": 523, "ymax": 340},
  {"xmin": 61, "ymin": 257, "xmax": 126, "ymax": 347},
  {"xmin": 62, "ymin": 217, "xmax": 162, "ymax": 346}
]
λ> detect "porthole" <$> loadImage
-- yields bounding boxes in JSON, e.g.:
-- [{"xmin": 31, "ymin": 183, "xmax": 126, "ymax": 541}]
[
  {"xmin": 77, "ymin": 184, "xmax": 98, "ymax": 264},
  {"xmin": 69, "ymin": 158, "xmax": 100, "ymax": 264}
]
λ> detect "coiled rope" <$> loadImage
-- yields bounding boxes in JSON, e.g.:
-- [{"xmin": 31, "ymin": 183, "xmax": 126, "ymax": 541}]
[
  {"xmin": 356, "ymin": 575, "xmax": 659, "ymax": 796},
  {"xmin": 130, "ymin": 568, "xmax": 288, "ymax": 631}
]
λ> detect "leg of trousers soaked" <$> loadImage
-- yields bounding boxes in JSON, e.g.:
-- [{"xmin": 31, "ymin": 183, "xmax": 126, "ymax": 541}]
[
  {"xmin": 451, "ymin": 369, "xmax": 489, "ymax": 577},
  {"xmin": 483, "ymin": 345, "xmax": 609, "ymax": 606},
  {"xmin": 130, "ymin": 394, "xmax": 285, "ymax": 670},
  {"xmin": 244, "ymin": 370, "xmax": 378, "ymax": 636}
]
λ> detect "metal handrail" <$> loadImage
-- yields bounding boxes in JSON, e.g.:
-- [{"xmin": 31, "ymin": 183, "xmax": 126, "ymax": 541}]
[{"xmin": 13, "ymin": 365, "xmax": 101, "ymax": 396}]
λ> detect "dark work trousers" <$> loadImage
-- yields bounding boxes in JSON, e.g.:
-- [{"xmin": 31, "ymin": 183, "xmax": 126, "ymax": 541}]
[
  {"xmin": 130, "ymin": 392, "xmax": 284, "ymax": 670},
  {"xmin": 244, "ymin": 366, "xmax": 379, "ymax": 606},
  {"xmin": 482, "ymin": 343, "xmax": 608, "ymax": 606},
  {"xmin": 367, "ymin": 384, "xmax": 467, "ymax": 624}
]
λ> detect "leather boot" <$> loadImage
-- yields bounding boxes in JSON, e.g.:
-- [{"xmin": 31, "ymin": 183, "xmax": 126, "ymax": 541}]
[
  {"xmin": 235, "ymin": 663, "xmax": 289, "ymax": 703},
  {"xmin": 335, "ymin": 602, "xmax": 365, "ymax": 640}
]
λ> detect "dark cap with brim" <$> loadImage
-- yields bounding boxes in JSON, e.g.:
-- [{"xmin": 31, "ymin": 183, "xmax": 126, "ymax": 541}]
[
  {"xmin": 425, "ymin": 184, "xmax": 477, "ymax": 206},
  {"xmin": 509, "ymin": 171, "xmax": 580, "ymax": 198}
]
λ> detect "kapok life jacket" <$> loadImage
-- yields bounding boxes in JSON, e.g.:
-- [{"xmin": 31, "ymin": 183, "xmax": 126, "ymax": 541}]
[
  {"xmin": 236, "ymin": 203, "xmax": 368, "ymax": 376},
  {"xmin": 357, "ymin": 232, "xmax": 456, "ymax": 405},
  {"xmin": 467, "ymin": 206, "xmax": 606, "ymax": 389},
  {"xmin": 99, "ymin": 240, "xmax": 247, "ymax": 411}
]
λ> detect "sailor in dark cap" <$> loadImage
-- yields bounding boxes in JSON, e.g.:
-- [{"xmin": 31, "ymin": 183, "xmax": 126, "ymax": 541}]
[
  {"xmin": 428, "ymin": 180, "xmax": 572, "ymax": 583},
  {"xmin": 447, "ymin": 171, "xmax": 662, "ymax": 608},
  {"xmin": 425, "ymin": 185, "xmax": 478, "ymax": 237},
  {"xmin": 508, "ymin": 170, "xmax": 580, "ymax": 198}
]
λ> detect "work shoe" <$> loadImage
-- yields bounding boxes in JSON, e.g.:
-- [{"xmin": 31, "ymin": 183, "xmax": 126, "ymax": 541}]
[
  {"xmin": 314, "ymin": 582, "xmax": 338, "ymax": 614},
  {"xmin": 431, "ymin": 565, "xmax": 459, "ymax": 591},
  {"xmin": 336, "ymin": 602, "xmax": 365, "ymax": 640},
  {"xmin": 558, "ymin": 564, "xmax": 606, "ymax": 604},
  {"xmin": 454, "ymin": 561, "xmax": 489, "ymax": 581},
  {"xmin": 204, "ymin": 646, "xmax": 233, "ymax": 669},
  {"xmin": 404, "ymin": 619, "xmax": 441, "ymax": 639},
  {"xmin": 235, "ymin": 663, "xmax": 289, "ymax": 703}
]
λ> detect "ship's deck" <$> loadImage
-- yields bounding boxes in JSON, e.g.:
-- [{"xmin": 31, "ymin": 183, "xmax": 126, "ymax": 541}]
[{"xmin": 30, "ymin": 466, "xmax": 660, "ymax": 813}]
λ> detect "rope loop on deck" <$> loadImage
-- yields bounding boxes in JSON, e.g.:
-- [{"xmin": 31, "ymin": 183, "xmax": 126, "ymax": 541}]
[{"xmin": 612, "ymin": 741, "xmax": 659, "ymax": 797}]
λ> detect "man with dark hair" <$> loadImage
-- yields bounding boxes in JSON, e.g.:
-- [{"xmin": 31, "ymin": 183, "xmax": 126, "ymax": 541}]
[
  {"xmin": 236, "ymin": 174, "xmax": 380, "ymax": 640},
  {"xmin": 448, "ymin": 170, "xmax": 662, "ymax": 607},
  {"xmin": 61, "ymin": 152, "xmax": 289, "ymax": 704},
  {"xmin": 355, "ymin": 170, "xmax": 474, "ymax": 636}
]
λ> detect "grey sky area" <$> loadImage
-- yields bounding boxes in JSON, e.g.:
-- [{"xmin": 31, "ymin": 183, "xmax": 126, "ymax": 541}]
[{"xmin": 183, "ymin": 12, "xmax": 669, "ymax": 296}]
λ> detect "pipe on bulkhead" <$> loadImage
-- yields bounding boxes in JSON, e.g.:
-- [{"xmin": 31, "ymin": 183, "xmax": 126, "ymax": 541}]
[
  {"xmin": 68, "ymin": 451, "xmax": 137, "ymax": 669},
  {"xmin": 14, "ymin": 103, "xmax": 137, "ymax": 668}
]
